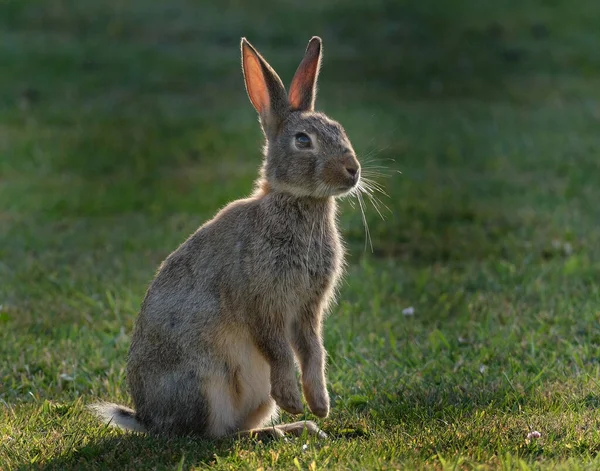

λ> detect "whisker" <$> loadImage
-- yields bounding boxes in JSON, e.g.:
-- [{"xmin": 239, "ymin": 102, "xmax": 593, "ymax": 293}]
[
  {"xmin": 359, "ymin": 181, "xmax": 383, "ymax": 200},
  {"xmin": 347, "ymin": 144, "xmax": 403, "ymax": 252},
  {"xmin": 360, "ymin": 179, "xmax": 390, "ymax": 199},
  {"xmin": 361, "ymin": 146, "xmax": 392, "ymax": 161},
  {"xmin": 363, "ymin": 156, "xmax": 396, "ymax": 164},
  {"xmin": 366, "ymin": 190, "xmax": 392, "ymax": 217},
  {"xmin": 360, "ymin": 176, "xmax": 386, "ymax": 188},
  {"xmin": 319, "ymin": 207, "xmax": 326, "ymax": 263},
  {"xmin": 306, "ymin": 218, "xmax": 317, "ymax": 261},
  {"xmin": 361, "ymin": 163, "xmax": 392, "ymax": 169},
  {"xmin": 359, "ymin": 155, "xmax": 401, "ymax": 179},
  {"xmin": 361, "ymin": 166, "xmax": 401, "ymax": 174},
  {"xmin": 361, "ymin": 171, "xmax": 394, "ymax": 179},
  {"xmin": 371, "ymin": 193, "xmax": 392, "ymax": 214},
  {"xmin": 356, "ymin": 191, "xmax": 373, "ymax": 253},
  {"xmin": 357, "ymin": 178, "xmax": 393, "ymax": 219},
  {"xmin": 362, "ymin": 171, "xmax": 402, "ymax": 179},
  {"xmin": 364, "ymin": 192, "xmax": 386, "ymax": 221},
  {"xmin": 357, "ymin": 183, "xmax": 375, "ymax": 198},
  {"xmin": 360, "ymin": 148, "xmax": 385, "ymax": 161},
  {"xmin": 343, "ymin": 192, "xmax": 357, "ymax": 208},
  {"xmin": 361, "ymin": 185, "xmax": 389, "ymax": 200}
]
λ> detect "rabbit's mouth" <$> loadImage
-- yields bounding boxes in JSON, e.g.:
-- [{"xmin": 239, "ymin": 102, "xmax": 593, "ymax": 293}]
[
  {"xmin": 321, "ymin": 160, "xmax": 361, "ymax": 197},
  {"xmin": 331, "ymin": 178, "xmax": 360, "ymax": 196}
]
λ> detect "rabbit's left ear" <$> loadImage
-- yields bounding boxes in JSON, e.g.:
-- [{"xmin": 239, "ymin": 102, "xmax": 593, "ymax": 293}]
[{"xmin": 288, "ymin": 37, "xmax": 322, "ymax": 111}]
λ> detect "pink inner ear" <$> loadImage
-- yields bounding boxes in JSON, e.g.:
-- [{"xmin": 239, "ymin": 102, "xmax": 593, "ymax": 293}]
[
  {"xmin": 289, "ymin": 40, "xmax": 321, "ymax": 110},
  {"xmin": 289, "ymin": 59, "xmax": 318, "ymax": 110},
  {"xmin": 243, "ymin": 51, "xmax": 269, "ymax": 114}
]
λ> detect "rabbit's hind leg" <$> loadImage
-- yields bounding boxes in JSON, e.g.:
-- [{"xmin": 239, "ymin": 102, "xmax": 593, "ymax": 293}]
[
  {"xmin": 132, "ymin": 367, "xmax": 211, "ymax": 436},
  {"xmin": 231, "ymin": 403, "xmax": 327, "ymax": 440},
  {"xmin": 203, "ymin": 373, "xmax": 243, "ymax": 438},
  {"xmin": 223, "ymin": 400, "xmax": 282, "ymax": 440},
  {"xmin": 241, "ymin": 398, "xmax": 278, "ymax": 430},
  {"xmin": 234, "ymin": 426, "xmax": 285, "ymax": 440},
  {"xmin": 233, "ymin": 420, "xmax": 327, "ymax": 440},
  {"xmin": 230, "ymin": 421, "xmax": 327, "ymax": 441}
]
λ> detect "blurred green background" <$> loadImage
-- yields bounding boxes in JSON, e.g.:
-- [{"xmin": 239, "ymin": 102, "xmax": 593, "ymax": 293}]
[{"xmin": 1, "ymin": 0, "xmax": 600, "ymax": 469}]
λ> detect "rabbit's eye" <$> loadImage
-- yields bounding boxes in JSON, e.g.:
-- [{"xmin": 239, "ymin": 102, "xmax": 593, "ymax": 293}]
[{"xmin": 294, "ymin": 133, "xmax": 312, "ymax": 149}]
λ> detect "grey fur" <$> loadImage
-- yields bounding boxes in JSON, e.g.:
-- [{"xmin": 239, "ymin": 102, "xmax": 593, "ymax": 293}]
[{"xmin": 90, "ymin": 37, "xmax": 360, "ymax": 438}]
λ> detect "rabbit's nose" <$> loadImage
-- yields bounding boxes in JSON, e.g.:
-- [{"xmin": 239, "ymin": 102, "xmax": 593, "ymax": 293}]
[
  {"xmin": 345, "ymin": 166, "xmax": 358, "ymax": 178},
  {"xmin": 343, "ymin": 160, "xmax": 360, "ymax": 181},
  {"xmin": 342, "ymin": 153, "xmax": 360, "ymax": 182}
]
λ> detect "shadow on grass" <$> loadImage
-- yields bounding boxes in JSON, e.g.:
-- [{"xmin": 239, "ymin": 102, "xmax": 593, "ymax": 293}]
[
  {"xmin": 31, "ymin": 381, "xmax": 528, "ymax": 469},
  {"xmin": 34, "ymin": 433, "xmax": 232, "ymax": 471}
]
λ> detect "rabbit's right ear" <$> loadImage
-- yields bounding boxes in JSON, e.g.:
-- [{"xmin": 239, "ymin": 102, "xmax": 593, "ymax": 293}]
[
  {"xmin": 288, "ymin": 37, "xmax": 322, "ymax": 112},
  {"xmin": 241, "ymin": 38, "xmax": 288, "ymax": 138}
]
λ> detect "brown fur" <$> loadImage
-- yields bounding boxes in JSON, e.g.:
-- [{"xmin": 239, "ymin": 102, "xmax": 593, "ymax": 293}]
[{"xmin": 90, "ymin": 36, "xmax": 361, "ymax": 438}]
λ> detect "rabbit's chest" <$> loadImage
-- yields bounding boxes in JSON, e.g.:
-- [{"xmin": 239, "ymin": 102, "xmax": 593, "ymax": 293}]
[{"xmin": 258, "ymin": 227, "xmax": 342, "ymax": 310}]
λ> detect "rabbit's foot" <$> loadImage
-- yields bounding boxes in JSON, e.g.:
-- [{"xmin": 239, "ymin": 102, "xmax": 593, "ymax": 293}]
[
  {"xmin": 243, "ymin": 426, "xmax": 286, "ymax": 440},
  {"xmin": 277, "ymin": 420, "xmax": 327, "ymax": 439},
  {"xmin": 303, "ymin": 385, "xmax": 330, "ymax": 418},
  {"xmin": 271, "ymin": 380, "xmax": 303, "ymax": 415}
]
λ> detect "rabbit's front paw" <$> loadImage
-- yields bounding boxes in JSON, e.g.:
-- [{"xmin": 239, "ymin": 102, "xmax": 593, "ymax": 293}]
[
  {"xmin": 304, "ymin": 384, "xmax": 330, "ymax": 418},
  {"xmin": 271, "ymin": 380, "xmax": 304, "ymax": 415}
]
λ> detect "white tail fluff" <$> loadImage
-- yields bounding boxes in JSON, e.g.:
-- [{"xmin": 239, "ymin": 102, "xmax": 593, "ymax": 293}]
[{"xmin": 88, "ymin": 402, "xmax": 147, "ymax": 433}]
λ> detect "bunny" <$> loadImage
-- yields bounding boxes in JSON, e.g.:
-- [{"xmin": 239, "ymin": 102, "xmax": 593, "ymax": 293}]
[{"xmin": 90, "ymin": 36, "xmax": 361, "ymax": 439}]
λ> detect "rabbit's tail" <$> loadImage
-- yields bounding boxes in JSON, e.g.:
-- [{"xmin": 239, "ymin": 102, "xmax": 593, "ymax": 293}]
[{"xmin": 88, "ymin": 402, "xmax": 147, "ymax": 433}]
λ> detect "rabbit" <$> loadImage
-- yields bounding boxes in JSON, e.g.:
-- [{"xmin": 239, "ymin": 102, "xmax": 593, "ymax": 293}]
[{"xmin": 90, "ymin": 36, "xmax": 361, "ymax": 439}]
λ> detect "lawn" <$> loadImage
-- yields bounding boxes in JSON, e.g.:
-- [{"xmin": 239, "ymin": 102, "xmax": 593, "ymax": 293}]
[{"xmin": 1, "ymin": 0, "xmax": 600, "ymax": 469}]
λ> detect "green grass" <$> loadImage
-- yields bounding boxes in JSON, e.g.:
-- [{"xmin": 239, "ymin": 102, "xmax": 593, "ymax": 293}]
[{"xmin": 2, "ymin": 0, "xmax": 600, "ymax": 469}]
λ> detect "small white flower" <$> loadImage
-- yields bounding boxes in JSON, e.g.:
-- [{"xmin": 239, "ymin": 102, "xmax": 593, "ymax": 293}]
[
  {"xmin": 302, "ymin": 444, "xmax": 309, "ymax": 451},
  {"xmin": 59, "ymin": 373, "xmax": 74, "ymax": 381},
  {"xmin": 402, "ymin": 306, "xmax": 415, "ymax": 316},
  {"xmin": 527, "ymin": 431, "xmax": 541, "ymax": 440},
  {"xmin": 479, "ymin": 365, "xmax": 487, "ymax": 374}
]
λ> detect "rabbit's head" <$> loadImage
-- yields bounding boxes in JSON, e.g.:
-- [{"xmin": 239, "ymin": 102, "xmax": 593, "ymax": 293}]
[{"xmin": 242, "ymin": 37, "xmax": 360, "ymax": 198}]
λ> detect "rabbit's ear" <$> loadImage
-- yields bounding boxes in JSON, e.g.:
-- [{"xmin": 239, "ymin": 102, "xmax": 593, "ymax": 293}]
[
  {"xmin": 288, "ymin": 37, "xmax": 322, "ymax": 111},
  {"xmin": 241, "ymin": 38, "xmax": 288, "ymax": 136}
]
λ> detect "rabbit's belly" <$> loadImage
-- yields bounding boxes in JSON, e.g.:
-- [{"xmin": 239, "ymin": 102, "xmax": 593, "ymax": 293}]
[
  {"xmin": 202, "ymin": 327, "xmax": 272, "ymax": 436},
  {"xmin": 223, "ymin": 329, "xmax": 271, "ymax": 412}
]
